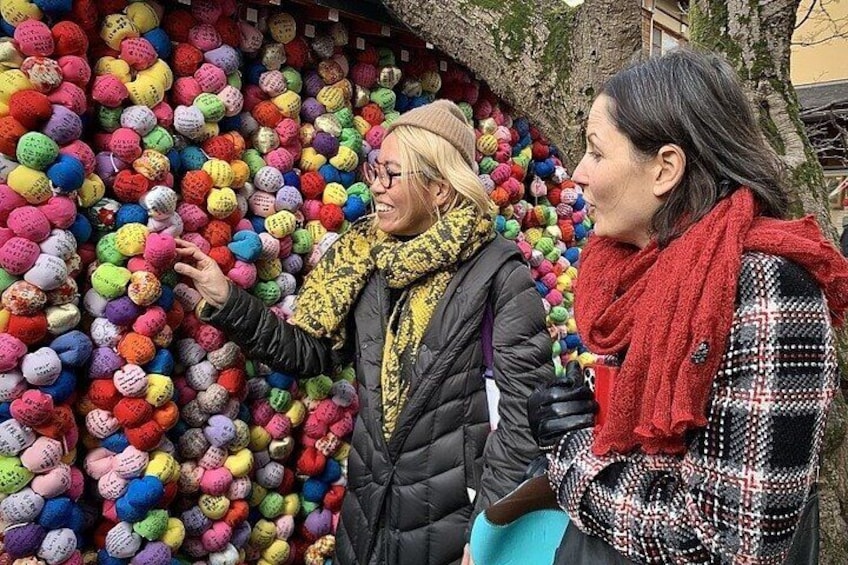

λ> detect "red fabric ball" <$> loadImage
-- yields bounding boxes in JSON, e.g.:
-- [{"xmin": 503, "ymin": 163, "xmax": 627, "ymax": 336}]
[
  {"xmin": 279, "ymin": 467, "xmax": 295, "ymax": 494},
  {"xmin": 319, "ymin": 204, "xmax": 344, "ymax": 231},
  {"xmin": 52, "ymin": 21, "xmax": 88, "ymax": 57},
  {"xmin": 251, "ymin": 100, "xmax": 282, "ymax": 128},
  {"xmin": 360, "ymin": 103, "xmax": 384, "ymax": 127},
  {"xmin": 7, "ymin": 313, "xmax": 48, "ymax": 345},
  {"xmin": 356, "ymin": 45, "xmax": 379, "ymax": 65},
  {"xmin": 0, "ymin": 116, "xmax": 26, "ymax": 156},
  {"xmin": 201, "ymin": 220, "xmax": 232, "ymax": 248},
  {"xmin": 10, "ymin": 90, "xmax": 53, "ymax": 130},
  {"xmin": 208, "ymin": 245, "xmax": 235, "ymax": 273},
  {"xmin": 323, "ymin": 484, "xmax": 346, "ymax": 512},
  {"xmin": 163, "ymin": 10, "xmax": 197, "ymax": 44},
  {"xmin": 165, "ymin": 300, "xmax": 185, "ymax": 331},
  {"xmin": 283, "ymin": 37, "xmax": 310, "ymax": 69},
  {"xmin": 297, "ymin": 522, "xmax": 319, "ymax": 545},
  {"xmin": 547, "ymin": 187, "xmax": 562, "ymax": 206},
  {"xmin": 113, "ymin": 170, "xmax": 152, "ymax": 203},
  {"xmin": 217, "ymin": 367, "xmax": 246, "ymax": 397},
  {"xmin": 296, "ymin": 446, "xmax": 326, "ymax": 476},
  {"xmin": 531, "ymin": 141, "xmax": 550, "ymax": 161},
  {"xmin": 70, "ymin": 0, "xmax": 98, "ymax": 32},
  {"xmin": 181, "ymin": 170, "xmax": 213, "ymax": 205},
  {"xmin": 214, "ymin": 18, "xmax": 240, "ymax": 48},
  {"xmin": 171, "ymin": 43, "xmax": 204, "ymax": 77},
  {"xmin": 99, "ymin": 0, "xmax": 128, "ymax": 15},
  {"xmin": 300, "ymin": 172, "xmax": 325, "ymax": 200},
  {"xmin": 113, "ymin": 397, "xmax": 154, "ymax": 428},
  {"xmin": 202, "ymin": 136, "xmax": 236, "ymax": 162},
  {"xmin": 87, "ymin": 380, "xmax": 121, "ymax": 411},
  {"xmin": 159, "ymin": 480, "xmax": 179, "ymax": 507},
  {"xmin": 125, "ymin": 420, "xmax": 164, "ymax": 451}
]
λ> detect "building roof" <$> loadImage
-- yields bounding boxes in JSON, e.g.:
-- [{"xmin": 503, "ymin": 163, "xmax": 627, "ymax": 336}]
[{"xmin": 796, "ymin": 79, "xmax": 848, "ymax": 111}]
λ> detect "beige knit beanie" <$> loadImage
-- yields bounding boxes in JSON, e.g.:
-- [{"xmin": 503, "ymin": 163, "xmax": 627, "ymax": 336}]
[{"xmin": 384, "ymin": 99, "xmax": 476, "ymax": 167}]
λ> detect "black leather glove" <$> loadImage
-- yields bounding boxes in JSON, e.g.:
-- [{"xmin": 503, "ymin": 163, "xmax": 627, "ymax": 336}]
[
  {"xmin": 527, "ymin": 361, "xmax": 597, "ymax": 450},
  {"xmin": 524, "ymin": 454, "xmax": 549, "ymax": 480}
]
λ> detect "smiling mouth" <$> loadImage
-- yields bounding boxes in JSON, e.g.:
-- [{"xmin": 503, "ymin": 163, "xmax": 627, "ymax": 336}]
[{"xmin": 375, "ymin": 203, "xmax": 395, "ymax": 213}]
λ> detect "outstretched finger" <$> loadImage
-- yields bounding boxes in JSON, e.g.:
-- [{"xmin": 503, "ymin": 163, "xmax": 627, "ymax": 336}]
[{"xmin": 174, "ymin": 262, "xmax": 203, "ymax": 280}]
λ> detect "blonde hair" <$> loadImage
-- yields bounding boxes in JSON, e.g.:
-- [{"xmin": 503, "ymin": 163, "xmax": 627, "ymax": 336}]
[{"xmin": 389, "ymin": 124, "xmax": 494, "ymax": 224}]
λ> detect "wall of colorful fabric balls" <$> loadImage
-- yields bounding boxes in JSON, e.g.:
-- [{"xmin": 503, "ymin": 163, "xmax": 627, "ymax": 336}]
[{"xmin": 0, "ymin": 0, "xmax": 594, "ymax": 563}]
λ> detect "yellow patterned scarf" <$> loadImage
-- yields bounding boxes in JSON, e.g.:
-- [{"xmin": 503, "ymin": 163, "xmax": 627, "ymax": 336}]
[{"xmin": 291, "ymin": 204, "xmax": 494, "ymax": 439}]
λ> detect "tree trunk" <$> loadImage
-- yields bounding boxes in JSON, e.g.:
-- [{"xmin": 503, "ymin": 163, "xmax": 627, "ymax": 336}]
[
  {"xmin": 379, "ymin": 0, "xmax": 848, "ymax": 561},
  {"xmin": 689, "ymin": 2, "xmax": 848, "ymax": 562},
  {"xmin": 378, "ymin": 0, "xmax": 642, "ymax": 165}
]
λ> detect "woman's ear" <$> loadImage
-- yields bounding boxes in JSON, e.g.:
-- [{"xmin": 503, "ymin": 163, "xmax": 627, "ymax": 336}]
[
  {"xmin": 429, "ymin": 180, "xmax": 455, "ymax": 209},
  {"xmin": 652, "ymin": 144, "xmax": 686, "ymax": 198}
]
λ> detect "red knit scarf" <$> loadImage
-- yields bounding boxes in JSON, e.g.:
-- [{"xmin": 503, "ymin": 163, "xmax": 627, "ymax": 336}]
[{"xmin": 575, "ymin": 188, "xmax": 848, "ymax": 456}]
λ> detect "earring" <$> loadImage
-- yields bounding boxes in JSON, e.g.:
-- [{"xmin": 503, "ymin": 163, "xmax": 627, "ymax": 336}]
[{"xmin": 435, "ymin": 206, "xmax": 442, "ymax": 222}]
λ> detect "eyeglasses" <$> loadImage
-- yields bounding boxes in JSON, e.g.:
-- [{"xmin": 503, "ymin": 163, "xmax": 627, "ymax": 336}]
[{"xmin": 362, "ymin": 161, "xmax": 421, "ymax": 189}]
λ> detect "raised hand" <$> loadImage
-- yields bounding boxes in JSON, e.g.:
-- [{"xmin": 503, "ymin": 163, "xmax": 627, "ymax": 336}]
[{"xmin": 173, "ymin": 239, "xmax": 231, "ymax": 308}]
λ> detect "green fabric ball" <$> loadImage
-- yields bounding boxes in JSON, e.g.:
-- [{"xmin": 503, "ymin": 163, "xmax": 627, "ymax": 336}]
[
  {"xmin": 304, "ymin": 376, "xmax": 333, "ymax": 400},
  {"xmin": 133, "ymin": 509, "xmax": 169, "ymax": 540},
  {"xmin": 259, "ymin": 492, "xmax": 285, "ymax": 519},
  {"xmin": 96, "ymin": 233, "xmax": 127, "ymax": 266},
  {"xmin": 268, "ymin": 388, "xmax": 291, "ymax": 413},
  {"xmin": 143, "ymin": 126, "xmax": 174, "ymax": 153}
]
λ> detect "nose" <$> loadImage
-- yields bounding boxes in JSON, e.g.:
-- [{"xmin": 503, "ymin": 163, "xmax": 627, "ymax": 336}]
[{"xmin": 571, "ymin": 155, "xmax": 589, "ymax": 188}]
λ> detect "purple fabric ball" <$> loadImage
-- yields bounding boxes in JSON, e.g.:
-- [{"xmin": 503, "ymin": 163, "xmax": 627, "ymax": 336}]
[
  {"xmin": 95, "ymin": 152, "xmax": 129, "ymax": 188},
  {"xmin": 304, "ymin": 508, "xmax": 333, "ymax": 537},
  {"xmin": 311, "ymin": 132, "xmax": 339, "ymax": 158},
  {"xmin": 42, "ymin": 105, "xmax": 83, "ymax": 145},
  {"xmin": 300, "ymin": 98, "xmax": 325, "ymax": 123},
  {"xmin": 230, "ymin": 521, "xmax": 251, "ymax": 549},
  {"xmin": 130, "ymin": 541, "xmax": 170, "ymax": 565},
  {"xmin": 181, "ymin": 506, "xmax": 211, "ymax": 537},
  {"xmin": 282, "ymin": 253, "xmax": 303, "ymax": 274},
  {"xmin": 4, "ymin": 523, "xmax": 47, "ymax": 558},
  {"xmin": 104, "ymin": 296, "xmax": 143, "ymax": 326},
  {"xmin": 89, "ymin": 346, "xmax": 124, "ymax": 379},
  {"xmin": 304, "ymin": 71, "xmax": 324, "ymax": 98}
]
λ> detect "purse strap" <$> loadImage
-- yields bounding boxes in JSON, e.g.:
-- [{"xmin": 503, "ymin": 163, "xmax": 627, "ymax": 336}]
[{"xmin": 484, "ymin": 475, "xmax": 560, "ymax": 526}]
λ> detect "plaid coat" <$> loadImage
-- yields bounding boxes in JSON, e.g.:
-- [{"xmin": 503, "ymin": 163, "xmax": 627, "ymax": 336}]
[{"xmin": 548, "ymin": 253, "xmax": 839, "ymax": 564}]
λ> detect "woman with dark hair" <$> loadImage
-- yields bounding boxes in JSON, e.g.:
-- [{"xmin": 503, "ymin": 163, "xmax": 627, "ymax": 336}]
[{"xmin": 529, "ymin": 49, "xmax": 848, "ymax": 564}]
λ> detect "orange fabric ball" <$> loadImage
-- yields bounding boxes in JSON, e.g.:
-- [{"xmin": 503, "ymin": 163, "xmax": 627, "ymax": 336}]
[
  {"xmin": 201, "ymin": 220, "xmax": 232, "ymax": 248},
  {"xmin": 10, "ymin": 90, "xmax": 53, "ymax": 130},
  {"xmin": 117, "ymin": 331, "xmax": 156, "ymax": 365},
  {"xmin": 87, "ymin": 380, "xmax": 121, "ymax": 411},
  {"xmin": 252, "ymin": 100, "xmax": 282, "ymax": 128},
  {"xmin": 181, "ymin": 170, "xmax": 213, "ymax": 205},
  {"xmin": 0, "ymin": 116, "xmax": 26, "ymax": 156},
  {"xmin": 208, "ymin": 245, "xmax": 235, "ymax": 273},
  {"xmin": 7, "ymin": 313, "xmax": 48, "ymax": 345},
  {"xmin": 171, "ymin": 43, "xmax": 204, "ymax": 77}
]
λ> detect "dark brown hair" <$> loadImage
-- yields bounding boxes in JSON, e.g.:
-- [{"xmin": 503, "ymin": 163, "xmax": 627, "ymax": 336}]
[{"xmin": 600, "ymin": 48, "xmax": 788, "ymax": 246}]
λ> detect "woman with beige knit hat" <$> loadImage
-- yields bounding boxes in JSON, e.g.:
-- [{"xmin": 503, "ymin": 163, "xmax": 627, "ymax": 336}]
[{"xmin": 175, "ymin": 99, "xmax": 553, "ymax": 564}]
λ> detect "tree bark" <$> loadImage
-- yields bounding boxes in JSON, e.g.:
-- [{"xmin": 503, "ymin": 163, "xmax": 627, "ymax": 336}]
[
  {"xmin": 689, "ymin": 2, "xmax": 848, "ymax": 562},
  {"xmin": 378, "ymin": 0, "xmax": 642, "ymax": 165}
]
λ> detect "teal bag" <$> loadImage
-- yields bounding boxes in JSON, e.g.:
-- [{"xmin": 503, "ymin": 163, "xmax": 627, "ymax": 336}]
[{"xmin": 469, "ymin": 475, "xmax": 570, "ymax": 565}]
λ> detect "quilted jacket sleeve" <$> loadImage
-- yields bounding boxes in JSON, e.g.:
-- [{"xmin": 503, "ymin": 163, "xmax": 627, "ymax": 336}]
[
  {"xmin": 470, "ymin": 260, "xmax": 555, "ymax": 528},
  {"xmin": 547, "ymin": 254, "xmax": 839, "ymax": 564},
  {"xmin": 200, "ymin": 283, "xmax": 334, "ymax": 377}
]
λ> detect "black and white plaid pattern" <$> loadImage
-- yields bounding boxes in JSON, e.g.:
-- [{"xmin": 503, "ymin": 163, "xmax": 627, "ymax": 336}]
[{"xmin": 548, "ymin": 253, "xmax": 839, "ymax": 564}]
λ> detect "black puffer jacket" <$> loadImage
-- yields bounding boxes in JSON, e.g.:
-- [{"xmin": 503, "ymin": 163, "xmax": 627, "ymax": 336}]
[{"xmin": 201, "ymin": 235, "xmax": 553, "ymax": 565}]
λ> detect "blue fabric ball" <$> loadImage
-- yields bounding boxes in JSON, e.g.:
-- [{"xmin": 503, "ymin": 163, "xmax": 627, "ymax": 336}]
[
  {"xmin": 318, "ymin": 458, "xmax": 341, "ymax": 484},
  {"xmin": 534, "ymin": 158, "xmax": 555, "ymax": 179},
  {"xmin": 514, "ymin": 118, "xmax": 530, "ymax": 137},
  {"xmin": 572, "ymin": 195, "xmax": 586, "ymax": 211},
  {"xmin": 70, "ymin": 213, "xmax": 92, "ymax": 243},
  {"xmin": 115, "ymin": 204, "xmax": 148, "ymax": 228},
  {"xmin": 338, "ymin": 170, "xmax": 356, "ymax": 187},
  {"xmin": 564, "ymin": 247, "xmax": 580, "ymax": 265},
  {"xmin": 302, "ymin": 479, "xmax": 329, "ymax": 502},
  {"xmin": 98, "ymin": 549, "xmax": 127, "ymax": 565},
  {"xmin": 145, "ymin": 348, "xmax": 174, "ymax": 376},
  {"xmin": 237, "ymin": 403, "xmax": 251, "ymax": 424},
  {"xmin": 50, "ymin": 330, "xmax": 93, "ymax": 367},
  {"xmin": 343, "ymin": 196, "xmax": 367, "ymax": 222},
  {"xmin": 218, "ymin": 114, "xmax": 242, "ymax": 132},
  {"xmin": 47, "ymin": 154, "xmax": 86, "ymax": 192},
  {"xmin": 249, "ymin": 216, "xmax": 266, "ymax": 233},
  {"xmin": 38, "ymin": 497, "xmax": 73, "ymax": 529},
  {"xmin": 0, "ymin": 18, "xmax": 15, "ymax": 36},
  {"xmin": 33, "ymin": 0, "xmax": 72, "ymax": 13},
  {"xmin": 573, "ymin": 224, "xmax": 587, "ymax": 241},
  {"xmin": 494, "ymin": 215, "xmax": 506, "ymax": 233},
  {"xmin": 535, "ymin": 281, "xmax": 549, "ymax": 296},
  {"xmin": 267, "ymin": 371, "xmax": 295, "ymax": 390},
  {"xmin": 565, "ymin": 334, "xmax": 581, "ymax": 349},
  {"xmin": 101, "ymin": 432, "xmax": 129, "ymax": 453},
  {"xmin": 180, "ymin": 146, "xmax": 208, "ymax": 171},
  {"xmin": 166, "ymin": 148, "xmax": 181, "ymax": 176},
  {"xmin": 143, "ymin": 28, "xmax": 172, "ymax": 59},
  {"xmin": 156, "ymin": 285, "xmax": 175, "ymax": 310},
  {"xmin": 395, "ymin": 93, "xmax": 411, "ymax": 112},
  {"xmin": 228, "ymin": 231, "xmax": 263, "ymax": 262},
  {"xmin": 283, "ymin": 171, "xmax": 300, "ymax": 188},
  {"xmin": 318, "ymin": 164, "xmax": 341, "ymax": 185},
  {"xmin": 39, "ymin": 369, "xmax": 75, "ymax": 403},
  {"xmin": 244, "ymin": 63, "xmax": 267, "ymax": 85}
]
